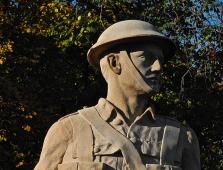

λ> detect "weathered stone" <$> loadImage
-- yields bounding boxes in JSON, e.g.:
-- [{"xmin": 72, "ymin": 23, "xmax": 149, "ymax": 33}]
[{"xmin": 35, "ymin": 20, "xmax": 200, "ymax": 170}]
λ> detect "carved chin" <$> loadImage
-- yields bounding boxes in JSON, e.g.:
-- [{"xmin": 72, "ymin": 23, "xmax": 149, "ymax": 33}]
[
  {"xmin": 146, "ymin": 80, "xmax": 161, "ymax": 92},
  {"xmin": 145, "ymin": 84, "xmax": 160, "ymax": 96}
]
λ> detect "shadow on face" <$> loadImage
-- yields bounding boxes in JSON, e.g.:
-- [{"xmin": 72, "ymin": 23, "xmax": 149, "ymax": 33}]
[{"xmin": 101, "ymin": 41, "xmax": 164, "ymax": 94}]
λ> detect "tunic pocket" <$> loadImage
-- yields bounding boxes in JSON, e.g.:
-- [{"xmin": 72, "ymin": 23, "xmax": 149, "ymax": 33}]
[
  {"xmin": 146, "ymin": 164, "xmax": 182, "ymax": 170},
  {"xmin": 141, "ymin": 140, "xmax": 161, "ymax": 157},
  {"xmin": 58, "ymin": 161, "xmax": 107, "ymax": 170}
]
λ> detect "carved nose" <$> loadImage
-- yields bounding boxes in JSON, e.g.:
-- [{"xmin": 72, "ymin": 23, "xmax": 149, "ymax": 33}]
[{"xmin": 151, "ymin": 59, "xmax": 162, "ymax": 72}]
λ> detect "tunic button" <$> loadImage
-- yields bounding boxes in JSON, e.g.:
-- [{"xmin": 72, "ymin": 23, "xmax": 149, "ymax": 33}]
[
  {"xmin": 129, "ymin": 137, "xmax": 137, "ymax": 143},
  {"xmin": 94, "ymin": 147, "xmax": 101, "ymax": 153}
]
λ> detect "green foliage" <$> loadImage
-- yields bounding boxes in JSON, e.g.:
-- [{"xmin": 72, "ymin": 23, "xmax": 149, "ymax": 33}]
[{"xmin": 0, "ymin": 0, "xmax": 222, "ymax": 169}]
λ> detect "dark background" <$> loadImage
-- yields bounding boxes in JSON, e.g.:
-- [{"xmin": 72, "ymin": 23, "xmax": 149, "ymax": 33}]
[{"xmin": 0, "ymin": 0, "xmax": 222, "ymax": 169}]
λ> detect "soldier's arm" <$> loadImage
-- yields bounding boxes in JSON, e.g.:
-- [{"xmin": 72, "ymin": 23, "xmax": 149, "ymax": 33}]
[
  {"xmin": 34, "ymin": 118, "xmax": 71, "ymax": 170},
  {"xmin": 182, "ymin": 127, "xmax": 200, "ymax": 170}
]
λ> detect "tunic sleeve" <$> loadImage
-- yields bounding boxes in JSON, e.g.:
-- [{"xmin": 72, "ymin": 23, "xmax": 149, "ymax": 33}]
[
  {"xmin": 34, "ymin": 119, "xmax": 71, "ymax": 170},
  {"xmin": 182, "ymin": 127, "xmax": 200, "ymax": 170}
]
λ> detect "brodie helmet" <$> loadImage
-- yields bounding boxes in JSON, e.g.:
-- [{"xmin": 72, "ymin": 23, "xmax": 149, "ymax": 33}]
[{"xmin": 87, "ymin": 20, "xmax": 176, "ymax": 66}]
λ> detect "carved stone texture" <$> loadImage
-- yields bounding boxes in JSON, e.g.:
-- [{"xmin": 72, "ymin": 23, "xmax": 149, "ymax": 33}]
[{"xmin": 35, "ymin": 20, "xmax": 200, "ymax": 170}]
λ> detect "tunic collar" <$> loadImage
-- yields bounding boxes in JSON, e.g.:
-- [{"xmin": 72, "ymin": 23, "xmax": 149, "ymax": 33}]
[
  {"xmin": 95, "ymin": 98, "xmax": 156, "ymax": 127},
  {"xmin": 93, "ymin": 98, "xmax": 164, "ymax": 159}
]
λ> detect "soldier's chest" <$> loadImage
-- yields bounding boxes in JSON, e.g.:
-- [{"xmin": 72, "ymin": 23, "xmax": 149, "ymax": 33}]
[
  {"xmin": 93, "ymin": 126, "xmax": 163, "ymax": 169},
  {"xmin": 92, "ymin": 119, "xmax": 182, "ymax": 170},
  {"xmin": 60, "ymin": 118, "xmax": 183, "ymax": 170}
]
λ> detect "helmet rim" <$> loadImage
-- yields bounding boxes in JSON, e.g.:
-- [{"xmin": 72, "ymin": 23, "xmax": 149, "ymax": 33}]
[{"xmin": 87, "ymin": 20, "xmax": 176, "ymax": 66}]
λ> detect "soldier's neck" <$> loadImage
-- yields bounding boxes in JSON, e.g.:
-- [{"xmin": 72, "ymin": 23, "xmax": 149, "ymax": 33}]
[{"xmin": 106, "ymin": 85, "xmax": 149, "ymax": 125}]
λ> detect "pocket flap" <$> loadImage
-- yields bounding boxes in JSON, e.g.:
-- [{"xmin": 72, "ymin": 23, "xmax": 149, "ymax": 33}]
[
  {"xmin": 58, "ymin": 161, "xmax": 106, "ymax": 170},
  {"xmin": 146, "ymin": 164, "xmax": 182, "ymax": 170},
  {"xmin": 58, "ymin": 162, "xmax": 78, "ymax": 170}
]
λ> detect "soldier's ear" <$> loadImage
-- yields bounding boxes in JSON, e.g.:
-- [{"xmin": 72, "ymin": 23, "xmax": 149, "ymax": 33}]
[{"xmin": 107, "ymin": 53, "xmax": 121, "ymax": 75}]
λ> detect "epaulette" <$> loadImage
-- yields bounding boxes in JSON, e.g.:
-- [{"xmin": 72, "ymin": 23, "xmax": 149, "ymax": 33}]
[
  {"xmin": 165, "ymin": 115, "xmax": 181, "ymax": 123},
  {"xmin": 164, "ymin": 116, "xmax": 194, "ymax": 131},
  {"xmin": 58, "ymin": 112, "xmax": 79, "ymax": 121},
  {"xmin": 160, "ymin": 115, "xmax": 182, "ymax": 127}
]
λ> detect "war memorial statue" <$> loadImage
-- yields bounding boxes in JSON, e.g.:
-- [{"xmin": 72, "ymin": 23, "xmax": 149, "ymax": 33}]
[{"xmin": 35, "ymin": 20, "xmax": 200, "ymax": 170}]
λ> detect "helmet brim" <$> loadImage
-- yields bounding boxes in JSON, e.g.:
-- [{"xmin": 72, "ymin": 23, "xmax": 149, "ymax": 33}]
[{"xmin": 87, "ymin": 34, "xmax": 176, "ymax": 67}]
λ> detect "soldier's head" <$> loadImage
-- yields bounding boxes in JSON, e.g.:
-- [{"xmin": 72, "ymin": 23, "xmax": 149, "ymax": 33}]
[{"xmin": 87, "ymin": 20, "xmax": 176, "ymax": 96}]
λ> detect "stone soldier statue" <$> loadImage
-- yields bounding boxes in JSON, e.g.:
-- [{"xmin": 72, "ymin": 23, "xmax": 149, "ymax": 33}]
[{"xmin": 35, "ymin": 20, "xmax": 200, "ymax": 170}]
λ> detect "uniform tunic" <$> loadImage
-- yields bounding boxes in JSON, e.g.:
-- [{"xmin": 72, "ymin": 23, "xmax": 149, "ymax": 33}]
[{"xmin": 34, "ymin": 98, "xmax": 200, "ymax": 170}]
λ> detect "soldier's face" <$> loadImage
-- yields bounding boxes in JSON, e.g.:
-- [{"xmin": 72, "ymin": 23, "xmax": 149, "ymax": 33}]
[{"xmin": 128, "ymin": 43, "xmax": 164, "ymax": 92}]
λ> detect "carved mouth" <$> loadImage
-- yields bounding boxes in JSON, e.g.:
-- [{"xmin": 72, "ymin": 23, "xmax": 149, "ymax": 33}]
[
  {"xmin": 145, "ymin": 74, "xmax": 160, "ymax": 81},
  {"xmin": 145, "ymin": 74, "xmax": 160, "ymax": 88},
  {"xmin": 146, "ymin": 79, "xmax": 159, "ymax": 85}
]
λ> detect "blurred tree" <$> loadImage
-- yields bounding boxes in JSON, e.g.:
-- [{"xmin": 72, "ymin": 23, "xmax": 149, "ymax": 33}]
[{"xmin": 0, "ymin": 0, "xmax": 222, "ymax": 169}]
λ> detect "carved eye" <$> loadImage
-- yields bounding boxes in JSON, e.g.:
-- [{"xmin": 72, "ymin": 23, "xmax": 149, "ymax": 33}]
[{"xmin": 138, "ymin": 55, "xmax": 146, "ymax": 61}]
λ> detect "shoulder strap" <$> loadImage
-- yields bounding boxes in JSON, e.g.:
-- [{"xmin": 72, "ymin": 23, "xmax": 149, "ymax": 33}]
[
  {"xmin": 78, "ymin": 106, "xmax": 146, "ymax": 170},
  {"xmin": 160, "ymin": 118, "xmax": 181, "ymax": 165},
  {"xmin": 74, "ymin": 114, "xmax": 94, "ymax": 162}
]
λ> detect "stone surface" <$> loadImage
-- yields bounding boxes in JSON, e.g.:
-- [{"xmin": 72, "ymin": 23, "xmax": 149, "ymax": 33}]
[{"xmin": 35, "ymin": 20, "xmax": 200, "ymax": 170}]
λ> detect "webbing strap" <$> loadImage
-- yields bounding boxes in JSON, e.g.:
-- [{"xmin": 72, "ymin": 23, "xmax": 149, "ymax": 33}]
[
  {"xmin": 75, "ymin": 116, "xmax": 94, "ymax": 162},
  {"xmin": 160, "ymin": 119, "xmax": 180, "ymax": 165},
  {"xmin": 120, "ymin": 51, "xmax": 152, "ymax": 93},
  {"xmin": 79, "ymin": 107, "xmax": 146, "ymax": 170}
]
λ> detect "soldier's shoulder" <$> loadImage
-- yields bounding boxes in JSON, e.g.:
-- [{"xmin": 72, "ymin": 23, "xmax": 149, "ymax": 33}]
[
  {"xmin": 158, "ymin": 115, "xmax": 198, "ymax": 143},
  {"xmin": 58, "ymin": 106, "xmax": 91, "ymax": 122},
  {"xmin": 158, "ymin": 114, "xmax": 182, "ymax": 126},
  {"xmin": 58, "ymin": 112, "xmax": 79, "ymax": 122},
  {"xmin": 45, "ymin": 112, "xmax": 80, "ymax": 136},
  {"xmin": 159, "ymin": 115, "xmax": 194, "ymax": 130},
  {"xmin": 159, "ymin": 116, "xmax": 196, "ymax": 136}
]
